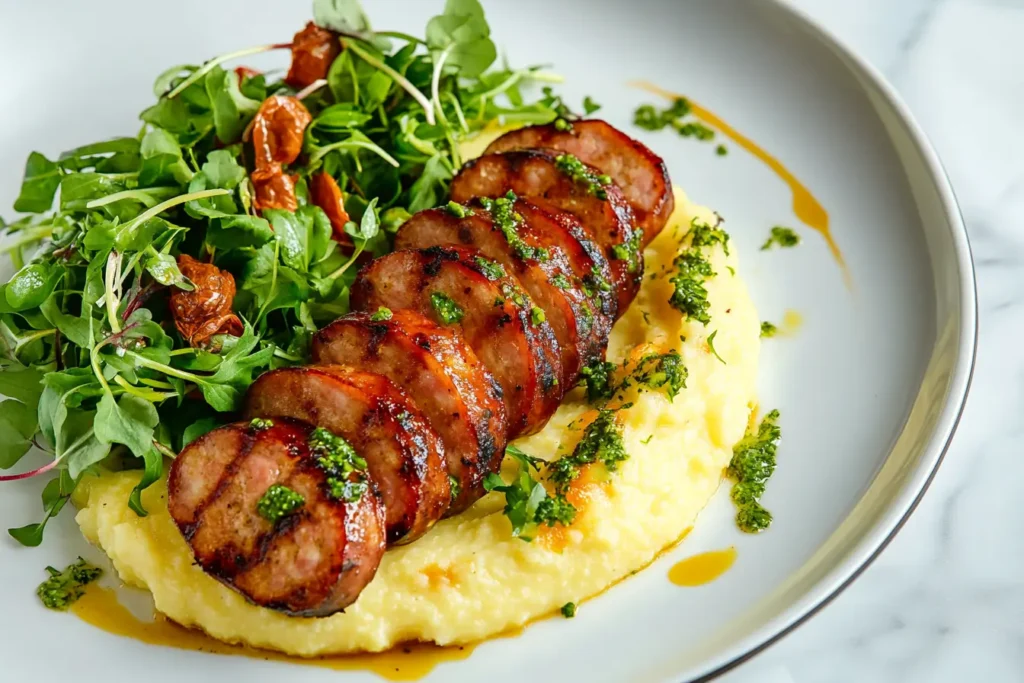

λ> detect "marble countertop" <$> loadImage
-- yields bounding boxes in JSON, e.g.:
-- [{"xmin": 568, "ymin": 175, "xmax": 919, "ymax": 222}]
[{"xmin": 725, "ymin": 1, "xmax": 1020, "ymax": 681}]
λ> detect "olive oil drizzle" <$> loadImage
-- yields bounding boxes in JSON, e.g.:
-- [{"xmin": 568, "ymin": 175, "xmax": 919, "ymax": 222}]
[{"xmin": 71, "ymin": 587, "xmax": 475, "ymax": 681}]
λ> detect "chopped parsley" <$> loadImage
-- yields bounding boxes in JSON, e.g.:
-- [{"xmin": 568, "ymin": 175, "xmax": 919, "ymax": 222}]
[
  {"xmin": 634, "ymin": 98, "xmax": 716, "ymax": 143},
  {"xmin": 707, "ymin": 330, "xmax": 726, "ymax": 364},
  {"xmin": 531, "ymin": 306, "xmax": 546, "ymax": 325},
  {"xmin": 500, "ymin": 282, "xmax": 527, "ymax": 308},
  {"xmin": 257, "ymin": 484, "xmax": 305, "ymax": 523},
  {"xmin": 582, "ymin": 264, "xmax": 613, "ymax": 298},
  {"xmin": 484, "ymin": 445, "xmax": 576, "ymax": 541},
  {"xmin": 430, "ymin": 292, "xmax": 465, "ymax": 325},
  {"xmin": 583, "ymin": 96, "xmax": 602, "ymax": 115},
  {"xmin": 445, "ymin": 201, "xmax": 475, "ymax": 218},
  {"xmin": 760, "ymin": 321, "xmax": 778, "ymax": 338},
  {"xmin": 480, "ymin": 192, "xmax": 549, "ymax": 262},
  {"xmin": 716, "ymin": 144, "xmax": 728, "ymax": 156},
  {"xmin": 37, "ymin": 558, "xmax": 103, "ymax": 610},
  {"xmin": 249, "ymin": 418, "xmax": 274, "ymax": 431},
  {"xmin": 668, "ymin": 252, "xmax": 713, "ymax": 325},
  {"xmin": 370, "ymin": 306, "xmax": 393, "ymax": 322},
  {"xmin": 641, "ymin": 434, "xmax": 654, "ymax": 445},
  {"xmin": 611, "ymin": 229, "xmax": 644, "ymax": 273},
  {"xmin": 549, "ymin": 409, "xmax": 628, "ymax": 493},
  {"xmin": 727, "ymin": 410, "xmax": 781, "ymax": 533},
  {"xmin": 689, "ymin": 219, "xmax": 730, "ymax": 255},
  {"xmin": 561, "ymin": 601, "xmax": 577, "ymax": 618},
  {"xmin": 310, "ymin": 427, "xmax": 369, "ymax": 504},
  {"xmin": 761, "ymin": 226, "xmax": 800, "ymax": 250},
  {"xmin": 474, "ymin": 256, "xmax": 506, "ymax": 281},
  {"xmin": 554, "ymin": 153, "xmax": 612, "ymax": 201},
  {"xmin": 551, "ymin": 273, "xmax": 571, "ymax": 290},
  {"xmin": 449, "ymin": 474, "xmax": 461, "ymax": 503}
]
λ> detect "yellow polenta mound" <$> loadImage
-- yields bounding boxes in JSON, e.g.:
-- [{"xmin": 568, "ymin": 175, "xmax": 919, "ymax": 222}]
[{"xmin": 73, "ymin": 187, "xmax": 759, "ymax": 655}]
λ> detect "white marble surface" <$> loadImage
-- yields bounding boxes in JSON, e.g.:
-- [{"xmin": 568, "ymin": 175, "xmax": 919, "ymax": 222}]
[{"xmin": 725, "ymin": 1, "xmax": 1021, "ymax": 681}]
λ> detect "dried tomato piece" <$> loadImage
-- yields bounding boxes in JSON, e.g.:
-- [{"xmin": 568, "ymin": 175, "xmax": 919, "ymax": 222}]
[
  {"xmin": 309, "ymin": 172, "xmax": 351, "ymax": 241},
  {"xmin": 251, "ymin": 95, "xmax": 312, "ymax": 168},
  {"xmin": 170, "ymin": 254, "xmax": 244, "ymax": 348},
  {"xmin": 252, "ymin": 166, "xmax": 300, "ymax": 213},
  {"xmin": 286, "ymin": 22, "xmax": 341, "ymax": 89}
]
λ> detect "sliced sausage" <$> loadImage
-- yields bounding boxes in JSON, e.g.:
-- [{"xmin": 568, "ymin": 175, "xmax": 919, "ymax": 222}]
[
  {"xmin": 396, "ymin": 201, "xmax": 608, "ymax": 385},
  {"xmin": 168, "ymin": 418, "xmax": 385, "ymax": 617},
  {"xmin": 484, "ymin": 120, "xmax": 675, "ymax": 243},
  {"xmin": 450, "ymin": 149, "xmax": 643, "ymax": 315},
  {"xmin": 312, "ymin": 310, "xmax": 507, "ymax": 514},
  {"xmin": 350, "ymin": 246, "xmax": 563, "ymax": 437},
  {"xmin": 244, "ymin": 366, "xmax": 450, "ymax": 545}
]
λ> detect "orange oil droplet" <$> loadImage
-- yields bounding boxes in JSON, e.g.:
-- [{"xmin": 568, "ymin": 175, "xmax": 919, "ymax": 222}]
[{"xmin": 668, "ymin": 547, "xmax": 737, "ymax": 587}]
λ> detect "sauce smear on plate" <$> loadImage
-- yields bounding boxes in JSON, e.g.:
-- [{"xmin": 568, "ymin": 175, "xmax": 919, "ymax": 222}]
[
  {"xmin": 629, "ymin": 81, "xmax": 849, "ymax": 286},
  {"xmin": 72, "ymin": 587, "xmax": 475, "ymax": 681}
]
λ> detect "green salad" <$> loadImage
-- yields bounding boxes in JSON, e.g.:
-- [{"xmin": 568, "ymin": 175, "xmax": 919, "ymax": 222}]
[{"xmin": 0, "ymin": 0, "xmax": 583, "ymax": 546}]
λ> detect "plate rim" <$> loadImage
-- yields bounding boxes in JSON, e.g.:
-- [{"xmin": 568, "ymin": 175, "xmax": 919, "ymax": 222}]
[{"xmin": 682, "ymin": 1, "xmax": 979, "ymax": 680}]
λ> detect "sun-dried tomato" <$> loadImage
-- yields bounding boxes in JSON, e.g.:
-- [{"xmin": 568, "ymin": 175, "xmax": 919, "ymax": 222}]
[
  {"xmin": 251, "ymin": 95, "xmax": 312, "ymax": 168},
  {"xmin": 252, "ymin": 167, "xmax": 300, "ymax": 213},
  {"xmin": 309, "ymin": 172, "xmax": 351, "ymax": 242},
  {"xmin": 170, "ymin": 255, "xmax": 244, "ymax": 348},
  {"xmin": 286, "ymin": 22, "xmax": 341, "ymax": 89}
]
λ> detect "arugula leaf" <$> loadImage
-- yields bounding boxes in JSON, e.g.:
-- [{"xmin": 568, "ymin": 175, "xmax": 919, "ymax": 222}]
[
  {"xmin": 182, "ymin": 417, "xmax": 221, "ymax": 447},
  {"xmin": 0, "ymin": 399, "xmax": 37, "ymax": 469},
  {"xmin": 59, "ymin": 173, "xmax": 129, "ymax": 212},
  {"xmin": 93, "ymin": 393, "xmax": 159, "ymax": 464},
  {"xmin": 205, "ymin": 214, "xmax": 274, "ymax": 250},
  {"xmin": 266, "ymin": 206, "xmax": 334, "ymax": 272},
  {"xmin": 128, "ymin": 446, "xmax": 164, "ymax": 516},
  {"xmin": 5, "ymin": 263, "xmax": 60, "ymax": 312},
  {"xmin": 426, "ymin": 0, "xmax": 496, "ymax": 78},
  {"xmin": 13, "ymin": 152, "xmax": 61, "ymax": 213},
  {"xmin": 9, "ymin": 471, "xmax": 76, "ymax": 547},
  {"xmin": 201, "ymin": 150, "xmax": 246, "ymax": 189},
  {"xmin": 205, "ymin": 65, "xmax": 261, "ymax": 144},
  {"xmin": 314, "ymin": 0, "xmax": 372, "ymax": 33},
  {"xmin": 139, "ymin": 127, "xmax": 194, "ymax": 187}
]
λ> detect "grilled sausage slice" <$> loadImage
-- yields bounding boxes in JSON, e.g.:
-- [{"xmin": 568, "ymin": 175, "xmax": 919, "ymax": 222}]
[
  {"xmin": 484, "ymin": 120, "xmax": 675, "ymax": 243},
  {"xmin": 312, "ymin": 310, "xmax": 507, "ymax": 514},
  {"xmin": 167, "ymin": 418, "xmax": 386, "ymax": 617},
  {"xmin": 244, "ymin": 366, "xmax": 450, "ymax": 545},
  {"xmin": 450, "ymin": 149, "xmax": 643, "ymax": 315},
  {"xmin": 396, "ymin": 201, "xmax": 608, "ymax": 385},
  {"xmin": 350, "ymin": 246, "xmax": 563, "ymax": 437}
]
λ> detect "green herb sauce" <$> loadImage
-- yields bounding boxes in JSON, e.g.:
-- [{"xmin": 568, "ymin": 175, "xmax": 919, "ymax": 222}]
[
  {"xmin": 479, "ymin": 193, "xmax": 549, "ymax": 262},
  {"xmin": 370, "ymin": 306, "xmax": 393, "ymax": 322},
  {"xmin": 760, "ymin": 321, "xmax": 778, "ymax": 338},
  {"xmin": 310, "ymin": 427, "xmax": 369, "ymax": 504},
  {"xmin": 445, "ymin": 201, "xmax": 475, "ymax": 218},
  {"xmin": 474, "ymin": 256, "xmax": 506, "ymax": 281},
  {"xmin": 430, "ymin": 292, "xmax": 465, "ymax": 325},
  {"xmin": 727, "ymin": 410, "xmax": 781, "ymax": 533},
  {"xmin": 761, "ymin": 226, "xmax": 800, "ymax": 250},
  {"xmin": 561, "ymin": 602, "xmax": 577, "ymax": 618},
  {"xmin": 37, "ymin": 558, "xmax": 102, "ymax": 610},
  {"xmin": 257, "ymin": 484, "xmax": 305, "ymax": 523},
  {"xmin": 249, "ymin": 418, "xmax": 274, "ymax": 431},
  {"xmin": 554, "ymin": 153, "xmax": 611, "ymax": 201}
]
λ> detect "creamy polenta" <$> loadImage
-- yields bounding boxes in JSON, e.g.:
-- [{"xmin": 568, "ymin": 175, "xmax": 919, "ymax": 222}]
[{"xmin": 73, "ymin": 186, "xmax": 760, "ymax": 655}]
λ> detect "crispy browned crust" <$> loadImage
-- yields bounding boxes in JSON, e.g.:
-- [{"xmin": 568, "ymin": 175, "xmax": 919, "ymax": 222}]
[
  {"xmin": 450, "ymin": 149, "xmax": 643, "ymax": 315},
  {"xmin": 167, "ymin": 418, "xmax": 386, "ymax": 617},
  {"xmin": 396, "ymin": 203, "xmax": 611, "ymax": 385},
  {"xmin": 484, "ymin": 119, "xmax": 674, "ymax": 244},
  {"xmin": 312, "ymin": 310, "xmax": 507, "ymax": 514},
  {"xmin": 243, "ymin": 366, "xmax": 450, "ymax": 545},
  {"xmin": 350, "ymin": 245, "xmax": 563, "ymax": 437}
]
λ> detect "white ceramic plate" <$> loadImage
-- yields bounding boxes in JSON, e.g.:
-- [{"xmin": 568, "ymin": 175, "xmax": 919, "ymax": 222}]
[{"xmin": 0, "ymin": 1, "xmax": 976, "ymax": 681}]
